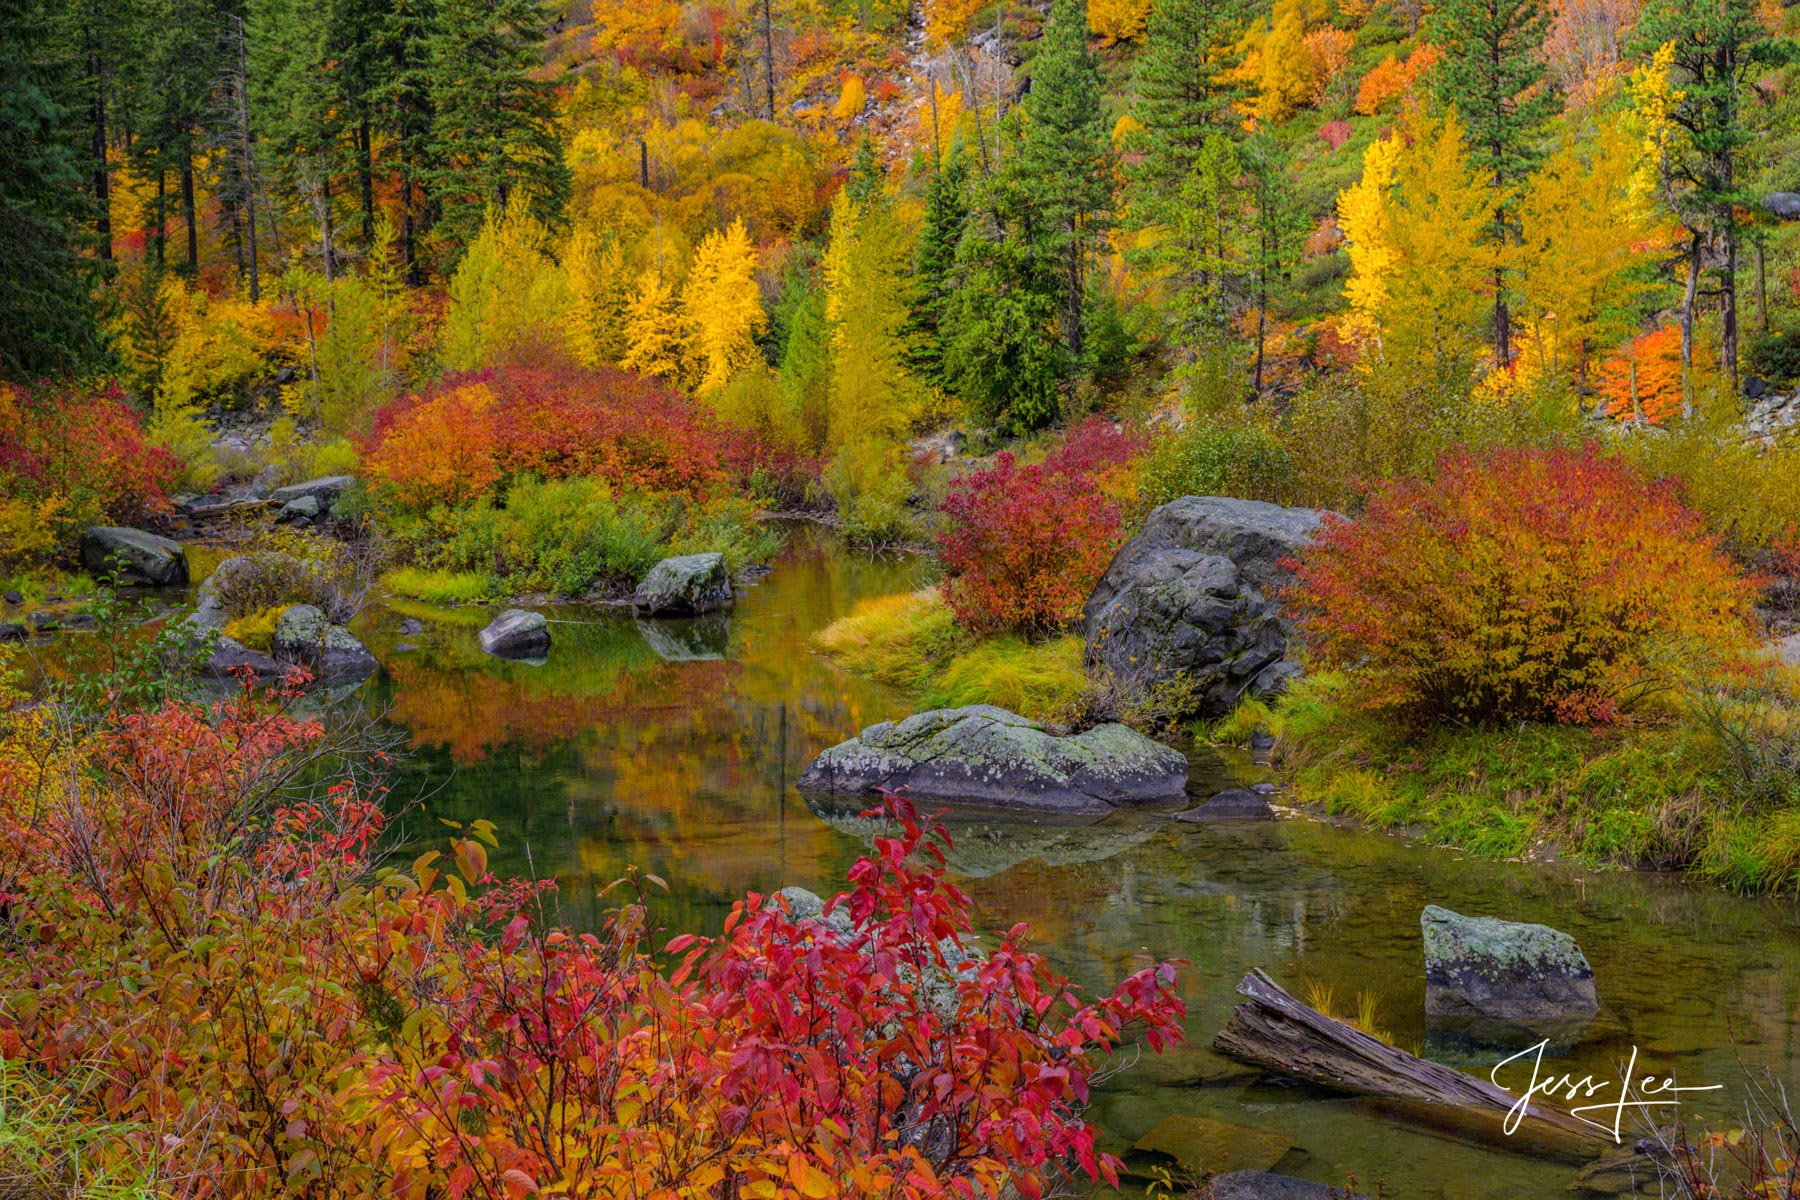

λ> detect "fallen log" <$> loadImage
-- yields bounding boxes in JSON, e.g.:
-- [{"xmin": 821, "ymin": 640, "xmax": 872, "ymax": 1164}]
[
  {"xmin": 184, "ymin": 497, "xmax": 279, "ymax": 521},
  {"xmin": 1213, "ymin": 969, "xmax": 1628, "ymax": 1163}
]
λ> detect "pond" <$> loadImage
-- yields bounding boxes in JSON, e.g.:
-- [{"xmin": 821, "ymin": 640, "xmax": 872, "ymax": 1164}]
[{"xmin": 128, "ymin": 527, "xmax": 1800, "ymax": 1196}]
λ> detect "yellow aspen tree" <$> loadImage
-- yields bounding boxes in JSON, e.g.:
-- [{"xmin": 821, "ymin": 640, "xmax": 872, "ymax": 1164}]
[
  {"xmin": 680, "ymin": 218, "xmax": 766, "ymax": 397},
  {"xmin": 442, "ymin": 199, "xmax": 571, "ymax": 371},
  {"xmin": 1514, "ymin": 122, "xmax": 1652, "ymax": 387},
  {"xmin": 1255, "ymin": 0, "xmax": 1316, "ymax": 122},
  {"xmin": 619, "ymin": 269, "xmax": 692, "ymax": 385},
  {"xmin": 1336, "ymin": 133, "xmax": 1402, "ymax": 350},
  {"xmin": 1090, "ymin": 0, "xmax": 1153, "ymax": 44},
  {"xmin": 565, "ymin": 225, "xmax": 633, "ymax": 369}
]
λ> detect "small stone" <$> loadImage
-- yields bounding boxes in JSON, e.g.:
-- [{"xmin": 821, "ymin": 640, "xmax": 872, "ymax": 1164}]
[
  {"xmin": 3, "ymin": 591, "xmax": 20, "ymax": 606},
  {"xmin": 62, "ymin": 613, "xmax": 97, "ymax": 631},
  {"xmin": 27, "ymin": 612, "xmax": 58, "ymax": 632},
  {"xmin": 397, "ymin": 618, "xmax": 425, "ymax": 636},
  {"xmin": 1175, "ymin": 787, "xmax": 1277, "ymax": 822},
  {"xmin": 0, "ymin": 623, "xmax": 26, "ymax": 643},
  {"xmin": 268, "ymin": 475, "xmax": 355, "ymax": 508},
  {"xmin": 480, "ymin": 608, "xmax": 551, "ymax": 658},
  {"xmin": 394, "ymin": 642, "xmax": 419, "ymax": 653},
  {"xmin": 276, "ymin": 494, "xmax": 322, "ymax": 524}
]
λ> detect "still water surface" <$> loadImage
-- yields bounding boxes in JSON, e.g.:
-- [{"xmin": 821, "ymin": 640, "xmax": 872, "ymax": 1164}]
[{"xmin": 351, "ymin": 527, "xmax": 1800, "ymax": 1199}]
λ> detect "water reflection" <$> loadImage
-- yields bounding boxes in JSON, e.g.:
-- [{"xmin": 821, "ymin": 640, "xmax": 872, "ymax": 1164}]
[{"xmin": 360, "ymin": 526, "xmax": 1800, "ymax": 1200}]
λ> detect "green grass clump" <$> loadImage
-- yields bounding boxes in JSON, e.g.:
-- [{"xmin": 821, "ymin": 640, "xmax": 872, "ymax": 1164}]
[
  {"xmin": 0, "ymin": 1062, "xmax": 158, "ymax": 1199},
  {"xmin": 815, "ymin": 590, "xmax": 1090, "ymax": 724},
  {"xmin": 220, "ymin": 606, "xmax": 282, "ymax": 652},
  {"xmin": 1249, "ymin": 670, "xmax": 1800, "ymax": 893},
  {"xmin": 384, "ymin": 566, "xmax": 491, "ymax": 605}
]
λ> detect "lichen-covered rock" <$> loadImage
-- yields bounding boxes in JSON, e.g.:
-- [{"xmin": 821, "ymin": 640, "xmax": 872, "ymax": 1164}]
[
  {"xmin": 1422, "ymin": 904, "xmax": 1599, "ymax": 1023},
  {"xmin": 276, "ymin": 494, "xmax": 322, "ymax": 524},
  {"xmin": 797, "ymin": 705, "xmax": 1188, "ymax": 813},
  {"xmin": 479, "ymin": 608, "xmax": 551, "ymax": 658},
  {"xmin": 79, "ymin": 526, "xmax": 189, "ymax": 587},
  {"xmin": 1198, "ymin": 1172, "xmax": 1368, "ymax": 1200},
  {"xmin": 1083, "ymin": 498, "xmax": 1331, "ymax": 718},
  {"xmin": 1175, "ymin": 787, "xmax": 1277, "ymax": 822},
  {"xmin": 634, "ymin": 553, "xmax": 733, "ymax": 615},
  {"xmin": 272, "ymin": 604, "xmax": 378, "ymax": 678},
  {"xmin": 200, "ymin": 635, "xmax": 286, "ymax": 680}
]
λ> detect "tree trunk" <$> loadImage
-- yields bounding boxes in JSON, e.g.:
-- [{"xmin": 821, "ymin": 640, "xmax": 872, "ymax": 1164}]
[
  {"xmin": 1679, "ymin": 230, "xmax": 1702, "ymax": 420},
  {"xmin": 86, "ymin": 31, "xmax": 112, "ymax": 260},
  {"xmin": 154, "ymin": 166, "xmax": 167, "ymax": 266},
  {"xmin": 1065, "ymin": 220, "xmax": 1083, "ymax": 366},
  {"xmin": 359, "ymin": 116, "xmax": 376, "ymax": 245},
  {"xmin": 234, "ymin": 16, "xmax": 260, "ymax": 302},
  {"xmin": 1756, "ymin": 239, "xmax": 1768, "ymax": 334},
  {"xmin": 1721, "ymin": 209, "xmax": 1738, "ymax": 400},
  {"xmin": 761, "ymin": 0, "xmax": 776, "ymax": 120},
  {"xmin": 181, "ymin": 149, "xmax": 198, "ymax": 270}
]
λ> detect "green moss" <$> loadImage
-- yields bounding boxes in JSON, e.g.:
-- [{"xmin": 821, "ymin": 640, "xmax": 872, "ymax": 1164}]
[
  {"xmin": 815, "ymin": 590, "xmax": 1090, "ymax": 724},
  {"xmin": 1252, "ymin": 671, "xmax": 1800, "ymax": 894},
  {"xmin": 221, "ymin": 606, "xmax": 283, "ymax": 652}
]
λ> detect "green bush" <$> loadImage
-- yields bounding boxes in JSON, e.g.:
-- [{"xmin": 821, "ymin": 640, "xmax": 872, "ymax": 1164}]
[{"xmin": 1136, "ymin": 417, "xmax": 1293, "ymax": 514}]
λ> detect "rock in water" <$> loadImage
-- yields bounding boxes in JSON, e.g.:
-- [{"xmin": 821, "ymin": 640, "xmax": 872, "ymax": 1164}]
[
  {"xmin": 272, "ymin": 604, "xmax": 378, "ymax": 679},
  {"xmin": 797, "ymin": 705, "xmax": 1188, "ymax": 814},
  {"xmin": 1175, "ymin": 787, "xmax": 1277, "ymax": 822},
  {"xmin": 79, "ymin": 526, "xmax": 189, "ymax": 587},
  {"xmin": 0, "ymin": 624, "xmax": 26, "ymax": 643},
  {"xmin": 1130, "ymin": 1115, "xmax": 1295, "ymax": 1176},
  {"xmin": 1422, "ymin": 904, "xmax": 1599, "ymax": 1023},
  {"xmin": 480, "ymin": 608, "xmax": 551, "ymax": 658},
  {"xmin": 634, "ymin": 553, "xmax": 733, "ymax": 615},
  {"xmin": 1199, "ymin": 1172, "xmax": 1368, "ymax": 1200},
  {"xmin": 1083, "ymin": 497, "xmax": 1331, "ymax": 718}
]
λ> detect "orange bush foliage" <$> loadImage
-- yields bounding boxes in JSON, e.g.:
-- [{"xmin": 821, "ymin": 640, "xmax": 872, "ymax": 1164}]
[
  {"xmin": 1354, "ymin": 43, "xmax": 1442, "ymax": 115},
  {"xmin": 1596, "ymin": 326, "xmax": 1686, "ymax": 423},
  {"xmin": 1286, "ymin": 443, "xmax": 1756, "ymax": 724}
]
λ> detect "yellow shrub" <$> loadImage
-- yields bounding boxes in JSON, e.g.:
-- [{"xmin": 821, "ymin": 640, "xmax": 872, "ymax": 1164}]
[
  {"xmin": 0, "ymin": 496, "xmax": 63, "ymax": 571},
  {"xmin": 222, "ymin": 606, "xmax": 284, "ymax": 652}
]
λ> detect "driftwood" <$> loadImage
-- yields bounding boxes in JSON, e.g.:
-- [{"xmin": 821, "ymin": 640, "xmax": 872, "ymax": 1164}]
[
  {"xmin": 1213, "ymin": 969, "xmax": 1623, "ymax": 1163},
  {"xmin": 184, "ymin": 498, "xmax": 279, "ymax": 521}
]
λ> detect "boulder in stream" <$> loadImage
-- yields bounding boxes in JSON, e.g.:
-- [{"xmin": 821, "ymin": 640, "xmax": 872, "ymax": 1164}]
[
  {"xmin": 1199, "ymin": 1172, "xmax": 1367, "ymax": 1200},
  {"xmin": 797, "ymin": 705, "xmax": 1188, "ymax": 814},
  {"xmin": 480, "ymin": 608, "xmax": 551, "ymax": 659},
  {"xmin": 1129, "ymin": 1114, "xmax": 1295, "ymax": 1176},
  {"xmin": 1422, "ymin": 905, "xmax": 1599, "ymax": 1024},
  {"xmin": 634, "ymin": 553, "xmax": 733, "ymax": 616},
  {"xmin": 79, "ymin": 526, "xmax": 189, "ymax": 587},
  {"xmin": 272, "ymin": 604, "xmax": 378, "ymax": 679},
  {"xmin": 1176, "ymin": 787, "xmax": 1277, "ymax": 822}
]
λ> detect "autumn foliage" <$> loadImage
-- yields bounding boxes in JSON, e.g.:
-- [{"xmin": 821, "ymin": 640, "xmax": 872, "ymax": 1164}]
[
  {"xmin": 937, "ymin": 419, "xmax": 1144, "ymax": 635},
  {"xmin": 361, "ymin": 362, "xmax": 768, "ymax": 511},
  {"xmin": 0, "ymin": 382, "xmax": 180, "ymax": 567},
  {"xmin": 1597, "ymin": 325, "xmax": 1688, "ymax": 423},
  {"xmin": 0, "ymin": 681, "xmax": 1183, "ymax": 1199},
  {"xmin": 1354, "ymin": 43, "xmax": 1442, "ymax": 115},
  {"xmin": 1285, "ymin": 443, "xmax": 1757, "ymax": 725}
]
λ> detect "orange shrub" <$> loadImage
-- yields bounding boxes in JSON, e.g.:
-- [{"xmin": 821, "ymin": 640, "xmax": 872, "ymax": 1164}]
[
  {"xmin": 1286, "ymin": 443, "xmax": 1756, "ymax": 724},
  {"xmin": 1354, "ymin": 43, "xmax": 1442, "ymax": 115},
  {"xmin": 1596, "ymin": 325, "xmax": 1686, "ymax": 423}
]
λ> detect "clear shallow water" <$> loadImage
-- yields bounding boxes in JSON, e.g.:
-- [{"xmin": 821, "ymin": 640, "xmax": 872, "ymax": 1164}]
[{"xmin": 344, "ymin": 526, "xmax": 1800, "ymax": 1199}]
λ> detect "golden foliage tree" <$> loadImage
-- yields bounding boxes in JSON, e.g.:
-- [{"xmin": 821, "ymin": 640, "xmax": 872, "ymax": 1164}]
[
  {"xmin": 680, "ymin": 219, "xmax": 766, "ymax": 397},
  {"xmin": 1254, "ymin": 0, "xmax": 1316, "ymax": 122},
  {"xmin": 565, "ymin": 225, "xmax": 635, "ymax": 369},
  {"xmin": 620, "ymin": 270, "xmax": 692, "ymax": 386},
  {"xmin": 442, "ymin": 200, "xmax": 572, "ymax": 371},
  {"xmin": 1090, "ymin": 0, "xmax": 1154, "ymax": 43}
]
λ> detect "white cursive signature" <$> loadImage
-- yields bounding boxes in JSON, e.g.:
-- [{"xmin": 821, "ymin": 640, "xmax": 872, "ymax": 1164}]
[{"xmin": 1490, "ymin": 1040, "xmax": 1723, "ymax": 1143}]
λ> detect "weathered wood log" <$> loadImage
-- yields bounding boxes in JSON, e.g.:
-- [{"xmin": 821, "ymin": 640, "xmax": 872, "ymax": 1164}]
[
  {"xmin": 185, "ymin": 497, "xmax": 279, "ymax": 521},
  {"xmin": 1213, "ymin": 969, "xmax": 1622, "ymax": 1162}
]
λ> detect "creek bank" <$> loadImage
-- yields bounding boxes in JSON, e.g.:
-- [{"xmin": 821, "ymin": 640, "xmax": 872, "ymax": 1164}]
[{"xmin": 798, "ymin": 704, "xmax": 1188, "ymax": 814}]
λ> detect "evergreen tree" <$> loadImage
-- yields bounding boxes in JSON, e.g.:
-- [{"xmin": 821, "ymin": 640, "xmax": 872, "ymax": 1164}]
[
  {"xmin": 1129, "ymin": 0, "xmax": 1244, "ymax": 203},
  {"xmin": 377, "ymin": 0, "xmax": 437, "ymax": 282},
  {"xmin": 1240, "ymin": 130, "xmax": 1302, "ymax": 395},
  {"xmin": 1430, "ymin": 0, "xmax": 1554, "ymax": 364},
  {"xmin": 909, "ymin": 145, "xmax": 968, "ymax": 384},
  {"xmin": 1, "ymin": 0, "xmax": 101, "ymax": 377},
  {"xmin": 1631, "ymin": 0, "xmax": 1789, "ymax": 397},
  {"xmin": 426, "ymin": 0, "xmax": 568, "ymax": 259},
  {"xmin": 1016, "ymin": 0, "xmax": 1110, "ymax": 364}
]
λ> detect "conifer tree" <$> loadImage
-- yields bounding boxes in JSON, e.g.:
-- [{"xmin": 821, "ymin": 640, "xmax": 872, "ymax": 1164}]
[
  {"xmin": 1430, "ymin": 0, "xmax": 1554, "ymax": 365},
  {"xmin": 1631, "ymin": 0, "xmax": 1788, "ymax": 397},
  {"xmin": 909, "ymin": 145, "xmax": 969, "ymax": 384},
  {"xmin": 426, "ymin": 0, "xmax": 568, "ymax": 258},
  {"xmin": 1, "ymin": 0, "xmax": 101, "ymax": 376},
  {"xmin": 1017, "ymin": 0, "xmax": 1110, "ymax": 364},
  {"xmin": 1129, "ymin": 0, "xmax": 1244, "ymax": 196},
  {"xmin": 1240, "ymin": 130, "xmax": 1303, "ymax": 394}
]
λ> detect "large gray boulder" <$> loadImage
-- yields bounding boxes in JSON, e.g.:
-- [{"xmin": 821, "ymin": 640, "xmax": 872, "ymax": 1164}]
[
  {"xmin": 479, "ymin": 608, "xmax": 551, "ymax": 658},
  {"xmin": 268, "ymin": 475, "xmax": 355, "ymax": 509},
  {"xmin": 1766, "ymin": 192, "xmax": 1800, "ymax": 222},
  {"xmin": 199, "ymin": 636, "xmax": 286, "ymax": 680},
  {"xmin": 1083, "ymin": 498, "xmax": 1330, "ymax": 717},
  {"xmin": 634, "ymin": 553, "xmax": 733, "ymax": 615},
  {"xmin": 797, "ymin": 705, "xmax": 1188, "ymax": 814},
  {"xmin": 79, "ymin": 526, "xmax": 189, "ymax": 587},
  {"xmin": 1422, "ymin": 905, "xmax": 1599, "ymax": 1024},
  {"xmin": 271, "ymin": 604, "xmax": 378, "ymax": 678}
]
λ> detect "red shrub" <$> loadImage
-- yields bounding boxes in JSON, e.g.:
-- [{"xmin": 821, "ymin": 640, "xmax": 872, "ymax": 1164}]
[
  {"xmin": 1318, "ymin": 119, "xmax": 1353, "ymax": 150},
  {"xmin": 0, "ymin": 382, "xmax": 179, "ymax": 531},
  {"xmin": 937, "ymin": 422, "xmax": 1142, "ymax": 635},
  {"xmin": 362, "ymin": 363, "xmax": 785, "ymax": 511},
  {"xmin": 1285, "ymin": 443, "xmax": 1757, "ymax": 724}
]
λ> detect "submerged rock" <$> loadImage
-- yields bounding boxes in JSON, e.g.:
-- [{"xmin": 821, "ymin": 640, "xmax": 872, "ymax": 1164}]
[
  {"xmin": 79, "ymin": 526, "xmax": 189, "ymax": 587},
  {"xmin": 797, "ymin": 705, "xmax": 1188, "ymax": 814},
  {"xmin": 1175, "ymin": 787, "xmax": 1277, "ymax": 822},
  {"xmin": 634, "ymin": 553, "xmax": 733, "ymax": 616},
  {"xmin": 272, "ymin": 604, "xmax": 378, "ymax": 678},
  {"xmin": 1199, "ymin": 1172, "xmax": 1368, "ymax": 1200},
  {"xmin": 1130, "ymin": 1114, "xmax": 1295, "ymax": 1176},
  {"xmin": 1083, "ymin": 497, "xmax": 1331, "ymax": 717},
  {"xmin": 1422, "ymin": 904, "xmax": 1599, "ymax": 1024},
  {"xmin": 480, "ymin": 608, "xmax": 551, "ymax": 658}
]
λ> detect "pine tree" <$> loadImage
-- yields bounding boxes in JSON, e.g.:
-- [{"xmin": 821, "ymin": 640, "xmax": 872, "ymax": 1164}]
[
  {"xmin": 1016, "ymin": 0, "xmax": 1111, "ymax": 364},
  {"xmin": 426, "ymin": 0, "xmax": 568, "ymax": 259},
  {"xmin": 1430, "ymin": 0, "xmax": 1555, "ymax": 364},
  {"xmin": 1631, "ymin": 0, "xmax": 1788, "ymax": 398},
  {"xmin": 1129, "ymin": 0, "xmax": 1244, "ymax": 193},
  {"xmin": 909, "ymin": 145, "xmax": 969, "ymax": 384},
  {"xmin": 1240, "ymin": 130, "xmax": 1303, "ymax": 395},
  {"xmin": 1, "ymin": 0, "xmax": 101, "ymax": 377}
]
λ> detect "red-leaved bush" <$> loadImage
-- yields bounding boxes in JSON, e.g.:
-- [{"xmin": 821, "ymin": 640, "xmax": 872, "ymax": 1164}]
[
  {"xmin": 937, "ymin": 420, "xmax": 1145, "ymax": 635},
  {"xmin": 0, "ymin": 676, "xmax": 1184, "ymax": 1199},
  {"xmin": 361, "ymin": 363, "xmax": 804, "ymax": 511},
  {"xmin": 1284, "ymin": 443, "xmax": 1757, "ymax": 724}
]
